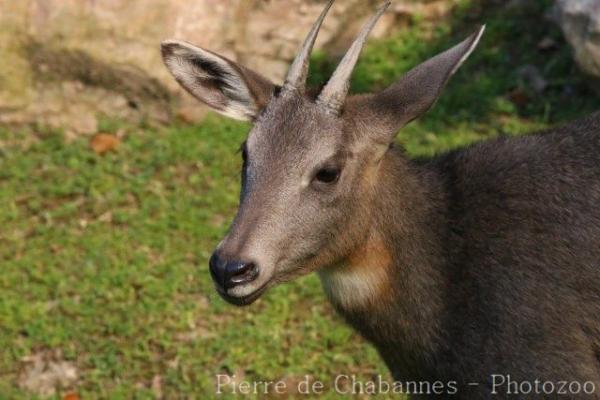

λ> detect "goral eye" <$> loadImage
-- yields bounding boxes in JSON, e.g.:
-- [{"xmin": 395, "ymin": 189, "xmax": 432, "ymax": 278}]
[{"xmin": 314, "ymin": 167, "xmax": 340, "ymax": 184}]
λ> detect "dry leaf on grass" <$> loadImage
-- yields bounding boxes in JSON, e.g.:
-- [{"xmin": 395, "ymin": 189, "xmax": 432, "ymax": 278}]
[
  {"xmin": 90, "ymin": 133, "xmax": 120, "ymax": 155},
  {"xmin": 63, "ymin": 392, "xmax": 80, "ymax": 400}
]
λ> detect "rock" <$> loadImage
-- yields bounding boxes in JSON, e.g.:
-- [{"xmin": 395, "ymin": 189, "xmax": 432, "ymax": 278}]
[
  {"xmin": 0, "ymin": 0, "xmax": 396, "ymax": 133},
  {"xmin": 554, "ymin": 0, "xmax": 600, "ymax": 88}
]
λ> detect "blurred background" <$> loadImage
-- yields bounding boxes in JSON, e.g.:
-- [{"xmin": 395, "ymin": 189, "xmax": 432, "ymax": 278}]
[{"xmin": 1, "ymin": 0, "xmax": 600, "ymax": 398}]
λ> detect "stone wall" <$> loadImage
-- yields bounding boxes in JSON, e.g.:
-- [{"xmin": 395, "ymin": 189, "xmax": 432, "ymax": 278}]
[{"xmin": 0, "ymin": 0, "xmax": 409, "ymax": 135}]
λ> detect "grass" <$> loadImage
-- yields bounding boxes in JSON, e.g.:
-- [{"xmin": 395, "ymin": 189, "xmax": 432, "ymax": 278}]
[{"xmin": 1, "ymin": 0, "xmax": 599, "ymax": 398}]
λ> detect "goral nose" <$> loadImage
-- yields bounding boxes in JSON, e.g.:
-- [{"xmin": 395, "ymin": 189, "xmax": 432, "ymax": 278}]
[{"xmin": 209, "ymin": 251, "xmax": 259, "ymax": 290}]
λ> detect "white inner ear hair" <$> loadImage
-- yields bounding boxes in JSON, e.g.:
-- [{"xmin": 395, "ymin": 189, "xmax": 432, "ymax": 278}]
[{"xmin": 163, "ymin": 40, "xmax": 257, "ymax": 120}]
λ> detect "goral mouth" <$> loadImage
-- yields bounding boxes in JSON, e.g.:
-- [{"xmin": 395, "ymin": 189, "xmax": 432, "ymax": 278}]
[{"xmin": 215, "ymin": 281, "xmax": 270, "ymax": 307}]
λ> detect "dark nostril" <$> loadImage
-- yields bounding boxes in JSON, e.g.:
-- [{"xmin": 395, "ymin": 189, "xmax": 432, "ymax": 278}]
[
  {"xmin": 228, "ymin": 262, "xmax": 258, "ymax": 285},
  {"xmin": 224, "ymin": 261, "xmax": 259, "ymax": 289}
]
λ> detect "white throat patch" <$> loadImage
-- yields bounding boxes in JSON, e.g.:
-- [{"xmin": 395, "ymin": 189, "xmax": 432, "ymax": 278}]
[
  {"xmin": 319, "ymin": 264, "xmax": 388, "ymax": 310},
  {"xmin": 318, "ymin": 236, "xmax": 391, "ymax": 310}
]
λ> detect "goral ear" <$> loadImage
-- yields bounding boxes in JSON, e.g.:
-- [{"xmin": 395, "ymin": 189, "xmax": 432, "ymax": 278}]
[
  {"xmin": 161, "ymin": 40, "xmax": 279, "ymax": 121},
  {"xmin": 349, "ymin": 26, "xmax": 485, "ymax": 144}
]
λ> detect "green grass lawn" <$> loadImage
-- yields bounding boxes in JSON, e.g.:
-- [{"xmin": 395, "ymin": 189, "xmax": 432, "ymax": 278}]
[{"xmin": 1, "ymin": 1, "xmax": 599, "ymax": 398}]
